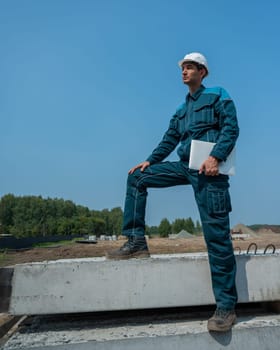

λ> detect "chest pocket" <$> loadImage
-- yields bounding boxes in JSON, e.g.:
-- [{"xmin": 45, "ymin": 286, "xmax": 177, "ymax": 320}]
[
  {"xmin": 176, "ymin": 103, "xmax": 188, "ymax": 136},
  {"xmin": 193, "ymin": 95, "xmax": 218, "ymax": 124}
]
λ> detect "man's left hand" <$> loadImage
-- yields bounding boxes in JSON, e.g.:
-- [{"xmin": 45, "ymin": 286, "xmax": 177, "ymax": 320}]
[{"xmin": 199, "ymin": 156, "xmax": 219, "ymax": 176}]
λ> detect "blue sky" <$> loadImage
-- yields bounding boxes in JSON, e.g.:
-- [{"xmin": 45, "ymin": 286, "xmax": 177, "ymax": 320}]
[{"xmin": 1, "ymin": 0, "xmax": 280, "ymax": 227}]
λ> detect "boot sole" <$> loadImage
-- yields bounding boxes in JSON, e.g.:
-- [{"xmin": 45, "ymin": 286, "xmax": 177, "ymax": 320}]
[
  {"xmin": 106, "ymin": 251, "xmax": 150, "ymax": 260},
  {"xmin": 207, "ymin": 315, "xmax": 236, "ymax": 332}
]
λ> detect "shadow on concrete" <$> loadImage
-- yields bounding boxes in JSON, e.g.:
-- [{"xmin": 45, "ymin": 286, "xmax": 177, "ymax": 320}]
[
  {"xmin": 209, "ymin": 329, "xmax": 232, "ymax": 345},
  {"xmin": 236, "ymin": 254, "xmax": 250, "ymax": 303},
  {"xmin": 0, "ymin": 267, "xmax": 14, "ymax": 312}
]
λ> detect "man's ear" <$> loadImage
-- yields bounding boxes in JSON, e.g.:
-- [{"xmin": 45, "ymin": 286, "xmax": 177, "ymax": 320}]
[{"xmin": 200, "ymin": 67, "xmax": 207, "ymax": 79}]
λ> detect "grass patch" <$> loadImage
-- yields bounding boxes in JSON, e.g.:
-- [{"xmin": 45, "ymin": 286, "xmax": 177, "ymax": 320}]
[
  {"xmin": 0, "ymin": 249, "xmax": 8, "ymax": 267},
  {"xmin": 32, "ymin": 239, "xmax": 78, "ymax": 248}
]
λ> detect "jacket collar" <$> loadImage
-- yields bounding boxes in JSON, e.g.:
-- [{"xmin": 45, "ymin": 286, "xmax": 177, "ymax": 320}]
[{"xmin": 187, "ymin": 85, "xmax": 205, "ymax": 101}]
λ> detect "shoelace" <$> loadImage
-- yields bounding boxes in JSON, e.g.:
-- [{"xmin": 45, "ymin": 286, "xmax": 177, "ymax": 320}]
[
  {"xmin": 215, "ymin": 309, "xmax": 231, "ymax": 319},
  {"xmin": 120, "ymin": 237, "xmax": 134, "ymax": 251},
  {"xmin": 120, "ymin": 236, "xmax": 146, "ymax": 251}
]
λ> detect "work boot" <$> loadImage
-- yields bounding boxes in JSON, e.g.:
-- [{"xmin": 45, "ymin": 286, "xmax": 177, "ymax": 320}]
[
  {"xmin": 207, "ymin": 308, "xmax": 236, "ymax": 332},
  {"xmin": 106, "ymin": 235, "xmax": 150, "ymax": 260}
]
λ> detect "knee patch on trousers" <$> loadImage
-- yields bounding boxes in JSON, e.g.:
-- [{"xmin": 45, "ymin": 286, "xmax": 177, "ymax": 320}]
[{"xmin": 208, "ymin": 251, "xmax": 236, "ymax": 268}]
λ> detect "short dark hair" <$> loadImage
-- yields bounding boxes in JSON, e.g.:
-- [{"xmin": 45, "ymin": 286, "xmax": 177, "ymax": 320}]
[{"xmin": 195, "ymin": 62, "xmax": 208, "ymax": 77}]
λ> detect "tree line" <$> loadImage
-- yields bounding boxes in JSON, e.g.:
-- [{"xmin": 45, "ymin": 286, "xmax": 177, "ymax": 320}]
[{"xmin": 0, "ymin": 194, "xmax": 201, "ymax": 238}]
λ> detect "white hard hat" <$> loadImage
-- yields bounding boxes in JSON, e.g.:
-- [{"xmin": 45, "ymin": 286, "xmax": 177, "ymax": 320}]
[{"xmin": 178, "ymin": 52, "xmax": 209, "ymax": 75}]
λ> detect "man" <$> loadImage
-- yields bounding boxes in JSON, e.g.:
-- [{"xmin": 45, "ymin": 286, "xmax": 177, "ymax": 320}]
[{"xmin": 106, "ymin": 52, "xmax": 239, "ymax": 332}]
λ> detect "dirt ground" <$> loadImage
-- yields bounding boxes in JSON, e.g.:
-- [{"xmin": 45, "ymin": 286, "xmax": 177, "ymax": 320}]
[{"xmin": 1, "ymin": 233, "xmax": 279, "ymax": 267}]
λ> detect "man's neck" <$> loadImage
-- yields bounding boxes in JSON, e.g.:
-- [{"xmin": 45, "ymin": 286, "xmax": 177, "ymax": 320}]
[{"xmin": 188, "ymin": 83, "xmax": 202, "ymax": 95}]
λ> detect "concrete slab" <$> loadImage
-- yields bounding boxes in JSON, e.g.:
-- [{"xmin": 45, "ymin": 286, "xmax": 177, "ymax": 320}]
[
  {"xmin": 9, "ymin": 253, "xmax": 280, "ymax": 315},
  {"xmin": 2, "ymin": 314, "xmax": 280, "ymax": 350}
]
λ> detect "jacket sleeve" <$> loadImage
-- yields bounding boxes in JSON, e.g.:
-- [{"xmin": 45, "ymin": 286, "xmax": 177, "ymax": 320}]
[
  {"xmin": 210, "ymin": 88, "xmax": 239, "ymax": 161},
  {"xmin": 146, "ymin": 116, "xmax": 181, "ymax": 165}
]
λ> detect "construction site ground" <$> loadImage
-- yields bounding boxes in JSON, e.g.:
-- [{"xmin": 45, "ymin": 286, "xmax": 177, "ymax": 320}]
[{"xmin": 0, "ymin": 232, "xmax": 279, "ymax": 268}]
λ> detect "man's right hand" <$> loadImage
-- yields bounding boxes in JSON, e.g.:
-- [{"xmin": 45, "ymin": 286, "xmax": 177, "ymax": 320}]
[{"xmin": 128, "ymin": 161, "xmax": 150, "ymax": 174}]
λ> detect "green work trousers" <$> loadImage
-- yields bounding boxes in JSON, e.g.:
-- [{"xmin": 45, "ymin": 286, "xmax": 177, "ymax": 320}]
[{"xmin": 122, "ymin": 161, "xmax": 238, "ymax": 310}]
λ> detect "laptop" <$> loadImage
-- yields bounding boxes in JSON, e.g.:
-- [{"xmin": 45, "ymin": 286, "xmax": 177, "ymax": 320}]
[{"xmin": 189, "ymin": 139, "xmax": 236, "ymax": 176}]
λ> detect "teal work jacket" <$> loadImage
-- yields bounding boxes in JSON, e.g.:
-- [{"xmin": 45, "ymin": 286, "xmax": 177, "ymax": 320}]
[{"xmin": 146, "ymin": 85, "xmax": 239, "ymax": 164}]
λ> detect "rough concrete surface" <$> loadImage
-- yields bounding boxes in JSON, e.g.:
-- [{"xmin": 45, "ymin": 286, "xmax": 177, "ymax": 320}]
[
  {"xmin": 2, "ymin": 314, "xmax": 280, "ymax": 350},
  {"xmin": 9, "ymin": 253, "xmax": 280, "ymax": 315}
]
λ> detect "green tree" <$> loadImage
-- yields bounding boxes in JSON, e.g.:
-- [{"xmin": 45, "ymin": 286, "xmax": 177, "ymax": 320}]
[
  {"xmin": 172, "ymin": 218, "xmax": 185, "ymax": 234},
  {"xmin": 0, "ymin": 194, "xmax": 119, "ymax": 237},
  {"xmin": 0, "ymin": 194, "xmax": 16, "ymax": 234},
  {"xmin": 91, "ymin": 217, "xmax": 106, "ymax": 236},
  {"xmin": 97, "ymin": 209, "xmax": 110, "ymax": 232},
  {"xmin": 158, "ymin": 218, "xmax": 171, "ymax": 237},
  {"xmin": 195, "ymin": 220, "xmax": 202, "ymax": 235},
  {"xmin": 146, "ymin": 225, "xmax": 158, "ymax": 236},
  {"xmin": 185, "ymin": 217, "xmax": 195, "ymax": 234},
  {"xmin": 109, "ymin": 207, "xmax": 123, "ymax": 235},
  {"xmin": 76, "ymin": 205, "xmax": 90, "ymax": 217},
  {"xmin": 57, "ymin": 217, "xmax": 75, "ymax": 235}
]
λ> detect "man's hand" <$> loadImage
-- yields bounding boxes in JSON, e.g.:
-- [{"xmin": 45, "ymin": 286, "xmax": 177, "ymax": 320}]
[
  {"xmin": 128, "ymin": 161, "xmax": 150, "ymax": 174},
  {"xmin": 199, "ymin": 156, "xmax": 219, "ymax": 176}
]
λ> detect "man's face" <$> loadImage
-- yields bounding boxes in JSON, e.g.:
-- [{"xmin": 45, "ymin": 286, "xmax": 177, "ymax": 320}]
[{"xmin": 181, "ymin": 62, "xmax": 205, "ymax": 85}]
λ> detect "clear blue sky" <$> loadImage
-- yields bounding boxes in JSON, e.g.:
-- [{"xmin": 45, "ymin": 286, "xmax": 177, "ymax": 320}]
[{"xmin": 1, "ymin": 0, "xmax": 280, "ymax": 227}]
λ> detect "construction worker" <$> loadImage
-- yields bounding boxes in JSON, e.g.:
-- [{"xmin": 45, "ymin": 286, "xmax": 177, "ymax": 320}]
[{"xmin": 106, "ymin": 52, "xmax": 239, "ymax": 332}]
